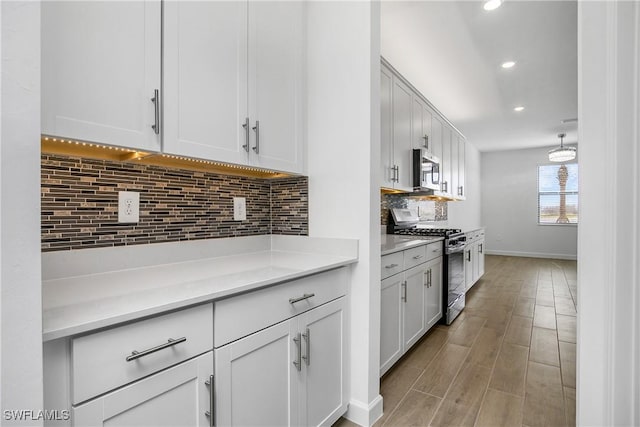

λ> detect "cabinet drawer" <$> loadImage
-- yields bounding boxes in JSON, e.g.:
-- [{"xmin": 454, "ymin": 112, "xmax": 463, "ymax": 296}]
[
  {"xmin": 214, "ymin": 267, "xmax": 347, "ymax": 347},
  {"xmin": 403, "ymin": 245, "xmax": 427, "ymax": 270},
  {"xmin": 381, "ymin": 252, "xmax": 403, "ymax": 279},
  {"xmin": 72, "ymin": 303, "xmax": 213, "ymax": 404},
  {"xmin": 426, "ymin": 241, "xmax": 443, "ymax": 261}
]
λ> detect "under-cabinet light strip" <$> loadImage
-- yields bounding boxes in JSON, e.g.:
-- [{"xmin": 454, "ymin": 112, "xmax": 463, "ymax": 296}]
[{"xmin": 42, "ymin": 136, "xmax": 284, "ymax": 174}]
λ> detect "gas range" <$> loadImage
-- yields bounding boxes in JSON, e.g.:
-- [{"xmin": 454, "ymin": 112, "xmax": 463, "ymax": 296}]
[
  {"xmin": 387, "ymin": 208, "xmax": 467, "ymax": 325},
  {"xmin": 387, "ymin": 208, "xmax": 466, "ymax": 252}
]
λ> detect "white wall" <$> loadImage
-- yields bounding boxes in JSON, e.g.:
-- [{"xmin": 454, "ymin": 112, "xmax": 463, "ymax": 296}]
[
  {"xmin": 447, "ymin": 141, "xmax": 481, "ymax": 230},
  {"xmin": 480, "ymin": 146, "xmax": 578, "ymax": 260},
  {"xmin": 306, "ymin": 2, "xmax": 382, "ymax": 426},
  {"xmin": 578, "ymin": 2, "xmax": 640, "ymax": 425},
  {"xmin": 0, "ymin": 2, "xmax": 44, "ymax": 425}
]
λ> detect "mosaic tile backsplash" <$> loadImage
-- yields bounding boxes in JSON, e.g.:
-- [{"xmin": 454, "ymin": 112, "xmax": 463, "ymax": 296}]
[
  {"xmin": 41, "ymin": 154, "xmax": 308, "ymax": 252},
  {"xmin": 381, "ymin": 193, "xmax": 447, "ymax": 226}
]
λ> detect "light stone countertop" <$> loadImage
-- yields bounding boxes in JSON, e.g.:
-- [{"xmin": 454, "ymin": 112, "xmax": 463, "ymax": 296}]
[
  {"xmin": 381, "ymin": 234, "xmax": 444, "ymax": 256},
  {"xmin": 42, "ymin": 235, "xmax": 358, "ymax": 341}
]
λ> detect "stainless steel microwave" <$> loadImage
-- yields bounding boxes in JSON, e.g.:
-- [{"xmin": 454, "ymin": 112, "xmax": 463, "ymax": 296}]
[{"xmin": 412, "ymin": 148, "xmax": 440, "ymax": 191}]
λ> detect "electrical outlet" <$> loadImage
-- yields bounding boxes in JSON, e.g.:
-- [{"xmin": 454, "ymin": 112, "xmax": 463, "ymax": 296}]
[
  {"xmin": 118, "ymin": 191, "xmax": 140, "ymax": 223},
  {"xmin": 233, "ymin": 197, "xmax": 246, "ymax": 221}
]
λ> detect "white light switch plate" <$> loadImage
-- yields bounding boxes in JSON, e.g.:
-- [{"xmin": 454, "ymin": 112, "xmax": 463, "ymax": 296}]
[
  {"xmin": 233, "ymin": 197, "xmax": 246, "ymax": 221},
  {"xmin": 118, "ymin": 191, "xmax": 140, "ymax": 223}
]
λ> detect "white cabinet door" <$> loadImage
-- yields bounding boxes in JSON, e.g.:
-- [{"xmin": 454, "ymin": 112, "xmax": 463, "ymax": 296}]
[
  {"xmin": 425, "ymin": 257, "xmax": 443, "ymax": 330},
  {"xmin": 431, "ymin": 116, "xmax": 443, "ymax": 164},
  {"xmin": 451, "ymin": 133, "xmax": 459, "ymax": 199},
  {"xmin": 464, "ymin": 246, "xmax": 474, "ymax": 291},
  {"xmin": 459, "ymin": 138, "xmax": 466, "ymax": 198},
  {"xmin": 392, "ymin": 77, "xmax": 414, "ymax": 192},
  {"xmin": 249, "ymin": 1, "xmax": 305, "ymax": 173},
  {"xmin": 163, "ymin": 1, "xmax": 248, "ymax": 165},
  {"xmin": 42, "ymin": 1, "xmax": 161, "ymax": 152},
  {"xmin": 381, "ymin": 65, "xmax": 395, "ymax": 188},
  {"xmin": 299, "ymin": 298, "xmax": 347, "ymax": 427},
  {"xmin": 402, "ymin": 264, "xmax": 426, "ymax": 351},
  {"xmin": 478, "ymin": 239, "xmax": 485, "ymax": 279},
  {"xmin": 412, "ymin": 97, "xmax": 431, "ymax": 152},
  {"xmin": 442, "ymin": 126, "xmax": 452, "ymax": 195},
  {"xmin": 215, "ymin": 319, "xmax": 298, "ymax": 427},
  {"xmin": 73, "ymin": 352, "xmax": 212, "ymax": 427},
  {"xmin": 380, "ymin": 274, "xmax": 403, "ymax": 376}
]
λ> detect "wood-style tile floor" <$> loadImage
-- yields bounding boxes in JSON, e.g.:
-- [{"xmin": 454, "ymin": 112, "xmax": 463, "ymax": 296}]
[{"xmin": 336, "ymin": 255, "xmax": 577, "ymax": 427}]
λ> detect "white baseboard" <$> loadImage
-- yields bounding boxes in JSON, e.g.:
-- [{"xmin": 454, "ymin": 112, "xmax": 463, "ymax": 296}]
[
  {"xmin": 345, "ymin": 394, "xmax": 383, "ymax": 427},
  {"xmin": 484, "ymin": 250, "xmax": 577, "ymax": 261}
]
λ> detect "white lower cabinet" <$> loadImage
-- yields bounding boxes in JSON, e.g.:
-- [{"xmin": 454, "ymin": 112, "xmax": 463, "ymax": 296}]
[
  {"xmin": 380, "ymin": 243, "xmax": 443, "ymax": 376},
  {"xmin": 215, "ymin": 297, "xmax": 347, "ymax": 427},
  {"xmin": 465, "ymin": 230, "xmax": 486, "ymax": 290},
  {"xmin": 424, "ymin": 256, "xmax": 443, "ymax": 330},
  {"xmin": 73, "ymin": 352, "xmax": 213, "ymax": 427},
  {"xmin": 402, "ymin": 265, "xmax": 427, "ymax": 351},
  {"xmin": 380, "ymin": 273, "xmax": 403, "ymax": 375},
  {"xmin": 44, "ymin": 269, "xmax": 349, "ymax": 427}
]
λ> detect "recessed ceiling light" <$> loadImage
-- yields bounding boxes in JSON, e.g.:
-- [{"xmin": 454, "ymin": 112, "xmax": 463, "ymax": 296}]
[
  {"xmin": 483, "ymin": 0, "xmax": 503, "ymax": 11},
  {"xmin": 501, "ymin": 61, "xmax": 516, "ymax": 69},
  {"xmin": 514, "ymin": 106, "xmax": 525, "ymax": 112}
]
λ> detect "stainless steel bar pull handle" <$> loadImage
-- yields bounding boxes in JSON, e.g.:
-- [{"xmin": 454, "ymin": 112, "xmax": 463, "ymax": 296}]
[
  {"xmin": 242, "ymin": 117, "xmax": 250, "ymax": 152},
  {"xmin": 401, "ymin": 281, "xmax": 407, "ymax": 302},
  {"xmin": 423, "ymin": 134, "xmax": 429, "ymax": 149},
  {"xmin": 125, "ymin": 337, "xmax": 186, "ymax": 362},
  {"xmin": 205, "ymin": 375, "xmax": 215, "ymax": 427},
  {"xmin": 413, "ymin": 254, "xmax": 423, "ymax": 260},
  {"xmin": 467, "ymin": 251, "xmax": 471, "ymax": 262},
  {"xmin": 289, "ymin": 293, "xmax": 315, "ymax": 304},
  {"xmin": 479, "ymin": 244, "xmax": 483, "ymax": 254},
  {"xmin": 302, "ymin": 328, "xmax": 310, "ymax": 366},
  {"xmin": 252, "ymin": 120, "xmax": 260, "ymax": 153},
  {"xmin": 429, "ymin": 269, "xmax": 432, "ymax": 287},
  {"xmin": 385, "ymin": 263, "xmax": 399, "ymax": 269},
  {"xmin": 293, "ymin": 333, "xmax": 302, "ymax": 371},
  {"xmin": 151, "ymin": 89, "xmax": 160, "ymax": 135}
]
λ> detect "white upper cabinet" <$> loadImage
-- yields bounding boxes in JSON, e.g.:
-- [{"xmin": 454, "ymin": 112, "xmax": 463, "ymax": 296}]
[
  {"xmin": 42, "ymin": 0, "xmax": 161, "ymax": 152},
  {"xmin": 431, "ymin": 115, "xmax": 443, "ymax": 163},
  {"xmin": 45, "ymin": 0, "xmax": 304, "ymax": 174},
  {"xmin": 412, "ymin": 97, "xmax": 432, "ymax": 153},
  {"xmin": 451, "ymin": 132, "xmax": 460, "ymax": 199},
  {"xmin": 248, "ymin": 1, "xmax": 305, "ymax": 173},
  {"xmin": 381, "ymin": 59, "xmax": 469, "ymax": 199},
  {"xmin": 442, "ymin": 126, "xmax": 452, "ymax": 196},
  {"xmin": 164, "ymin": 0, "xmax": 304, "ymax": 174},
  {"xmin": 381, "ymin": 64, "xmax": 395, "ymax": 188},
  {"xmin": 458, "ymin": 137, "xmax": 467, "ymax": 199},
  {"xmin": 163, "ymin": 1, "xmax": 248, "ymax": 165},
  {"xmin": 392, "ymin": 77, "xmax": 414, "ymax": 192}
]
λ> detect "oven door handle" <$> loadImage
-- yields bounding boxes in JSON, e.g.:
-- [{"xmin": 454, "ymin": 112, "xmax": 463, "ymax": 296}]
[{"xmin": 447, "ymin": 245, "xmax": 466, "ymax": 254}]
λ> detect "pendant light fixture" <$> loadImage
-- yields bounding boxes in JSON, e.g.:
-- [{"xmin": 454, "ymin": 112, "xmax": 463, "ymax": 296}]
[{"xmin": 548, "ymin": 133, "xmax": 576, "ymax": 162}]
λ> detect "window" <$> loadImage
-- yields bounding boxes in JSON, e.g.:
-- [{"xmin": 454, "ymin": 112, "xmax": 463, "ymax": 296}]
[{"xmin": 538, "ymin": 163, "xmax": 578, "ymax": 224}]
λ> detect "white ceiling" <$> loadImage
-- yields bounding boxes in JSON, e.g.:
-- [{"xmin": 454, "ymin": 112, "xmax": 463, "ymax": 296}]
[{"xmin": 381, "ymin": 0, "xmax": 578, "ymax": 152}]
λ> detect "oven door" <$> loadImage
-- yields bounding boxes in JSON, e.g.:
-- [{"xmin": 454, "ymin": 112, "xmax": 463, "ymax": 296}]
[{"xmin": 446, "ymin": 249, "xmax": 466, "ymax": 325}]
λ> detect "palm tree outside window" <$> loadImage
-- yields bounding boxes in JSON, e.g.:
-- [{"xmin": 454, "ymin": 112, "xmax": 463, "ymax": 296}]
[{"xmin": 538, "ymin": 163, "xmax": 579, "ymax": 224}]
